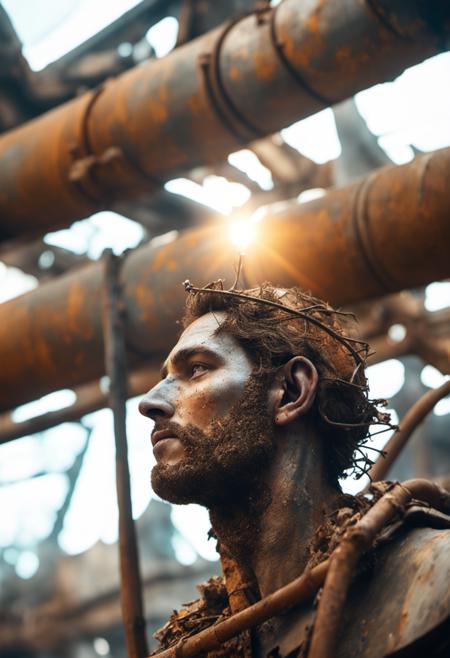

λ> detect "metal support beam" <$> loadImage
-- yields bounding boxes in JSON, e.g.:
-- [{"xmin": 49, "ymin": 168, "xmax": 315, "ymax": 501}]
[
  {"xmin": 0, "ymin": 0, "xmax": 448, "ymax": 238},
  {"xmin": 0, "ymin": 148, "xmax": 449, "ymax": 413},
  {"xmin": 103, "ymin": 251, "xmax": 148, "ymax": 658}
]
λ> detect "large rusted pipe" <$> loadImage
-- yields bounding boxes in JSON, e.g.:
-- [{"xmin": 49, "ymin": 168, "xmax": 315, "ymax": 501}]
[
  {"xmin": 0, "ymin": 0, "xmax": 448, "ymax": 238},
  {"xmin": 0, "ymin": 148, "xmax": 449, "ymax": 412}
]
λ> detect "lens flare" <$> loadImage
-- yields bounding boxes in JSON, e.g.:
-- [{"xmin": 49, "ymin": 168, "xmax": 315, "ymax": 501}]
[{"xmin": 228, "ymin": 219, "xmax": 256, "ymax": 252}]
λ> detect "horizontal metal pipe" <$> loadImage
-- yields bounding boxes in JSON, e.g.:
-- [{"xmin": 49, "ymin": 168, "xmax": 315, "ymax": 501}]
[
  {"xmin": 0, "ymin": 0, "xmax": 448, "ymax": 237},
  {"xmin": 0, "ymin": 148, "xmax": 449, "ymax": 413}
]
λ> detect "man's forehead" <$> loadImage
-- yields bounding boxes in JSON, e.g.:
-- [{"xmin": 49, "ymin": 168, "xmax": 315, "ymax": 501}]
[{"xmin": 168, "ymin": 311, "xmax": 230, "ymax": 359}]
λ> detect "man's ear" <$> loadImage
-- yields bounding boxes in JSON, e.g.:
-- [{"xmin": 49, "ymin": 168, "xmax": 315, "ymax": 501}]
[{"xmin": 271, "ymin": 356, "xmax": 318, "ymax": 426}]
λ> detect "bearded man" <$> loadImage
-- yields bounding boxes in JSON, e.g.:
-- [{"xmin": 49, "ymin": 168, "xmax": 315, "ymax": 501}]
[{"xmin": 139, "ymin": 282, "xmax": 450, "ymax": 658}]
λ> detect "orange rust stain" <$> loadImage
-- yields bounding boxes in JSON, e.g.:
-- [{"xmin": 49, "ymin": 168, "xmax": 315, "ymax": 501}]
[
  {"xmin": 166, "ymin": 259, "xmax": 177, "ymax": 272},
  {"xmin": 184, "ymin": 232, "xmax": 203, "ymax": 249},
  {"xmin": 188, "ymin": 94, "xmax": 205, "ymax": 115},
  {"xmin": 336, "ymin": 46, "xmax": 352, "ymax": 62},
  {"xmin": 307, "ymin": 12, "xmax": 320, "ymax": 34},
  {"xmin": 159, "ymin": 82, "xmax": 168, "ymax": 100},
  {"xmin": 135, "ymin": 284, "xmax": 156, "ymax": 319},
  {"xmin": 67, "ymin": 280, "xmax": 96, "ymax": 340},
  {"xmin": 254, "ymin": 52, "xmax": 276, "ymax": 81},
  {"xmin": 229, "ymin": 64, "xmax": 240, "ymax": 81},
  {"xmin": 151, "ymin": 250, "xmax": 166, "ymax": 272},
  {"xmin": 306, "ymin": 0, "xmax": 326, "ymax": 37},
  {"xmin": 148, "ymin": 99, "xmax": 168, "ymax": 124},
  {"xmin": 152, "ymin": 243, "xmax": 178, "ymax": 272}
]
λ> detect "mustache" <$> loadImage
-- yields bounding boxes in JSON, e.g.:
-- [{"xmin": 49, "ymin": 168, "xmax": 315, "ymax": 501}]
[
  {"xmin": 152, "ymin": 419, "xmax": 181, "ymax": 436},
  {"xmin": 151, "ymin": 419, "xmax": 207, "ymax": 447}
]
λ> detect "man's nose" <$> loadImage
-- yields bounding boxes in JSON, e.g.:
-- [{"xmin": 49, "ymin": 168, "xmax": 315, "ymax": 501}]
[{"xmin": 138, "ymin": 382, "xmax": 175, "ymax": 420}]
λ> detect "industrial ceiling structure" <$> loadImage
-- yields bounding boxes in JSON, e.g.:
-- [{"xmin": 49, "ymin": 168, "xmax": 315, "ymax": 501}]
[{"xmin": 0, "ymin": 1, "xmax": 449, "ymax": 656}]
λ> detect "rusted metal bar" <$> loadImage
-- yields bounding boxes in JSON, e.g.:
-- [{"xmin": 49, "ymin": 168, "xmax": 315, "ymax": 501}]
[
  {"xmin": 0, "ymin": 148, "xmax": 449, "ymax": 413},
  {"xmin": 0, "ymin": 0, "xmax": 448, "ymax": 237},
  {"xmin": 308, "ymin": 479, "xmax": 450, "ymax": 658},
  {"xmin": 103, "ymin": 250, "xmax": 148, "ymax": 658},
  {"xmin": 367, "ymin": 381, "xmax": 450, "ymax": 483},
  {"xmin": 0, "ymin": 364, "xmax": 159, "ymax": 445}
]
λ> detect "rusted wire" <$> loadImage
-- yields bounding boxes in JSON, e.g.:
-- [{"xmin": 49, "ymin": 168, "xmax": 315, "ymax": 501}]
[
  {"xmin": 366, "ymin": 380, "xmax": 450, "ymax": 484},
  {"xmin": 103, "ymin": 250, "xmax": 148, "ymax": 658},
  {"xmin": 307, "ymin": 478, "xmax": 450, "ymax": 658}
]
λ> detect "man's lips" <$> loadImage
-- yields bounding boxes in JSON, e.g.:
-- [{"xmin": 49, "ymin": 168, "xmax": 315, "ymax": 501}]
[{"xmin": 151, "ymin": 428, "xmax": 178, "ymax": 447}]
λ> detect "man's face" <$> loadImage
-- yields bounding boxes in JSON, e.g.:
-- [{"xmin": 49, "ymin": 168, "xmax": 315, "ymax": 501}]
[{"xmin": 139, "ymin": 312, "xmax": 275, "ymax": 506}]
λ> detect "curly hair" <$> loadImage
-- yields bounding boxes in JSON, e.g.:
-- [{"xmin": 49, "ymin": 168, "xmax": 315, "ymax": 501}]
[{"xmin": 182, "ymin": 281, "xmax": 392, "ymax": 486}]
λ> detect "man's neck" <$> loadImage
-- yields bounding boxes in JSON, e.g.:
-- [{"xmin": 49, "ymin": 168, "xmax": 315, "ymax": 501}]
[{"xmin": 209, "ymin": 423, "xmax": 341, "ymax": 598}]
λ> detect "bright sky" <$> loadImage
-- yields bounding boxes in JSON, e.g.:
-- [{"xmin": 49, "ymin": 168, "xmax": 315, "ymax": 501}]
[{"xmin": 0, "ymin": 2, "xmax": 449, "ymax": 577}]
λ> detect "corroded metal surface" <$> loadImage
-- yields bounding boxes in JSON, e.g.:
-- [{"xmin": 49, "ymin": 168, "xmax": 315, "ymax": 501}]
[
  {"xmin": 0, "ymin": 0, "xmax": 448, "ymax": 237},
  {"xmin": 0, "ymin": 148, "xmax": 449, "ymax": 412},
  {"xmin": 336, "ymin": 526, "xmax": 450, "ymax": 658}
]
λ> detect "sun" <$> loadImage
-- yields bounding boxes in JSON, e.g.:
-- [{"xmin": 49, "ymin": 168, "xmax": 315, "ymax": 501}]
[{"xmin": 228, "ymin": 218, "xmax": 256, "ymax": 253}]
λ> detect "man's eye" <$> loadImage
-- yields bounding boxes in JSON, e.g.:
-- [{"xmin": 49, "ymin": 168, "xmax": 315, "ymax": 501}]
[{"xmin": 191, "ymin": 363, "xmax": 208, "ymax": 378}]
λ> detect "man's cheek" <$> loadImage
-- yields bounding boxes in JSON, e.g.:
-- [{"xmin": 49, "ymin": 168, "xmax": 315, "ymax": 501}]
[
  {"xmin": 199, "ymin": 375, "xmax": 250, "ymax": 417},
  {"xmin": 178, "ymin": 383, "xmax": 224, "ymax": 420}
]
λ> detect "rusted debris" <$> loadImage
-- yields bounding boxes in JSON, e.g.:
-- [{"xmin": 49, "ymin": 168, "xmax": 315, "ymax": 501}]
[
  {"xmin": 152, "ymin": 562, "xmax": 329, "ymax": 658},
  {"xmin": 308, "ymin": 479, "xmax": 450, "ymax": 658},
  {"xmin": 0, "ymin": 0, "xmax": 448, "ymax": 237},
  {"xmin": 149, "ymin": 480, "xmax": 450, "ymax": 658},
  {"xmin": 0, "ymin": 148, "xmax": 449, "ymax": 413},
  {"xmin": 103, "ymin": 250, "xmax": 148, "ymax": 658},
  {"xmin": 367, "ymin": 380, "xmax": 450, "ymax": 484}
]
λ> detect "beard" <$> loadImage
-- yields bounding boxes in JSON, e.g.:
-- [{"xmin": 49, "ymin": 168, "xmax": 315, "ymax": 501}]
[{"xmin": 151, "ymin": 373, "xmax": 276, "ymax": 507}]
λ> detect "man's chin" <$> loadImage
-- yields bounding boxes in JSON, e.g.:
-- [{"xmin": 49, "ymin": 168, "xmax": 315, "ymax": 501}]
[{"xmin": 151, "ymin": 462, "xmax": 213, "ymax": 506}]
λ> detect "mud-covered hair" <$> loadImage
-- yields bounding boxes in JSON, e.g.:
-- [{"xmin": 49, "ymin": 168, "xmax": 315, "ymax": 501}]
[{"xmin": 182, "ymin": 281, "xmax": 393, "ymax": 487}]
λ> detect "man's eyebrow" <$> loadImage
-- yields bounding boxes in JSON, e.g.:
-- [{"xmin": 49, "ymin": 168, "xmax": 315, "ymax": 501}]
[{"xmin": 160, "ymin": 346, "xmax": 222, "ymax": 378}]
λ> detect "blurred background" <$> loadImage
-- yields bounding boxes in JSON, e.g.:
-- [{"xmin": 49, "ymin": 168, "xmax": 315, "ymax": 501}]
[{"xmin": 0, "ymin": 1, "xmax": 449, "ymax": 656}]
